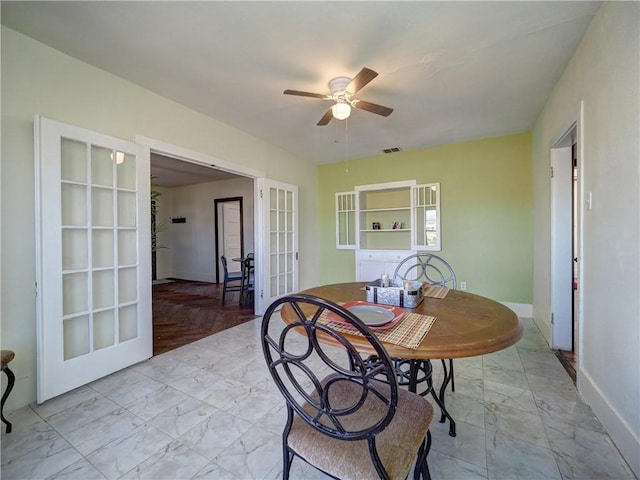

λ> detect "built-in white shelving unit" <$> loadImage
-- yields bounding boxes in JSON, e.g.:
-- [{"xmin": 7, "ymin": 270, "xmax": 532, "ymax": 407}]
[{"xmin": 335, "ymin": 180, "xmax": 441, "ymax": 280}]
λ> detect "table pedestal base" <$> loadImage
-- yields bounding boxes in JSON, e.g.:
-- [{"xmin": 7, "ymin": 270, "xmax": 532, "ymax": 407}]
[
  {"xmin": 405, "ymin": 359, "xmax": 456, "ymax": 437},
  {"xmin": 362, "ymin": 356, "xmax": 456, "ymax": 437}
]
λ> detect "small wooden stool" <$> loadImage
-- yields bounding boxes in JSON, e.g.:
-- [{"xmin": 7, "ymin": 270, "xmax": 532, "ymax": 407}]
[{"xmin": 1, "ymin": 350, "xmax": 15, "ymax": 433}]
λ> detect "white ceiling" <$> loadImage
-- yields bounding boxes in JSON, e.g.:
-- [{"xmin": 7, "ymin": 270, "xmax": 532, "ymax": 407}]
[
  {"xmin": 2, "ymin": 1, "xmax": 601, "ymax": 168},
  {"xmin": 150, "ymin": 153, "xmax": 239, "ymax": 187}
]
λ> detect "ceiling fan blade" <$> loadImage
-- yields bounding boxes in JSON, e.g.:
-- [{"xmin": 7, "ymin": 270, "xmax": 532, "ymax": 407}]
[
  {"xmin": 347, "ymin": 68, "xmax": 378, "ymax": 93},
  {"xmin": 283, "ymin": 89, "xmax": 327, "ymax": 99},
  {"xmin": 317, "ymin": 108, "xmax": 334, "ymax": 126},
  {"xmin": 354, "ymin": 100, "xmax": 393, "ymax": 117}
]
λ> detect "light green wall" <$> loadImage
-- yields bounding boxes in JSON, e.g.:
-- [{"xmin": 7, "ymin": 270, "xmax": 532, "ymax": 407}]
[
  {"xmin": 318, "ymin": 133, "xmax": 533, "ymax": 304},
  {"xmin": 0, "ymin": 27, "xmax": 320, "ymax": 410}
]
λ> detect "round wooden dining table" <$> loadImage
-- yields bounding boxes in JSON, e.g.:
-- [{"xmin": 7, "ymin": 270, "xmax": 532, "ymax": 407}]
[
  {"xmin": 293, "ymin": 282, "xmax": 523, "ymax": 360},
  {"xmin": 281, "ymin": 282, "xmax": 524, "ymax": 436}
]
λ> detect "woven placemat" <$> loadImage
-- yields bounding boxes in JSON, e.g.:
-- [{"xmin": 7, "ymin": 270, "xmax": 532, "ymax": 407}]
[
  {"xmin": 318, "ymin": 311, "xmax": 436, "ymax": 350},
  {"xmin": 424, "ymin": 285, "xmax": 449, "ymax": 299}
]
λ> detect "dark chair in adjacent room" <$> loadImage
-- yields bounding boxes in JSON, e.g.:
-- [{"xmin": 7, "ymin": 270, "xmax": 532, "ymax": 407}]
[
  {"xmin": 240, "ymin": 254, "xmax": 254, "ymax": 306},
  {"xmin": 261, "ymin": 294, "xmax": 434, "ymax": 480},
  {"xmin": 220, "ymin": 255, "xmax": 243, "ymax": 304},
  {"xmin": 393, "ymin": 253, "xmax": 458, "ymax": 392}
]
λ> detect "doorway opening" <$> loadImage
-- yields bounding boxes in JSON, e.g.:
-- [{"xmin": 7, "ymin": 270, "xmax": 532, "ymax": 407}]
[
  {"xmin": 551, "ymin": 119, "xmax": 581, "ymax": 384},
  {"xmin": 214, "ymin": 197, "xmax": 244, "ymax": 283},
  {"xmin": 149, "ymin": 152, "xmax": 257, "ymax": 354}
]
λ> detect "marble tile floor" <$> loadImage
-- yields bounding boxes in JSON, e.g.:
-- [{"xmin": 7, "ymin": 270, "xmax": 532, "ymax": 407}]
[{"xmin": 1, "ymin": 318, "xmax": 635, "ymax": 480}]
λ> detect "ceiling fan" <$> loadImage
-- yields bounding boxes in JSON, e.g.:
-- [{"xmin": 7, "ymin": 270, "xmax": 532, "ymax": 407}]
[{"xmin": 284, "ymin": 67, "xmax": 393, "ymax": 126}]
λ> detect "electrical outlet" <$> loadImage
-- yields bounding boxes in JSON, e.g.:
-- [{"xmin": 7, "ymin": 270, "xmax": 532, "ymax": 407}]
[{"xmin": 460, "ymin": 281, "xmax": 467, "ymax": 290}]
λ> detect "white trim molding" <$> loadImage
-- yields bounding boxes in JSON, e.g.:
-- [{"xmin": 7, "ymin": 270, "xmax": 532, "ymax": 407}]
[{"xmin": 135, "ymin": 135, "xmax": 266, "ymax": 179}]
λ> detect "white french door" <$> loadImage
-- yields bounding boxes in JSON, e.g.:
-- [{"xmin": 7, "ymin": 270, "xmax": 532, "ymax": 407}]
[
  {"xmin": 35, "ymin": 116, "xmax": 152, "ymax": 403},
  {"xmin": 256, "ymin": 179, "xmax": 298, "ymax": 314}
]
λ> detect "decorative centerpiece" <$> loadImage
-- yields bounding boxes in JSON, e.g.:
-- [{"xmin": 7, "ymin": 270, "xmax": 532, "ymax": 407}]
[{"xmin": 365, "ymin": 278, "xmax": 424, "ymax": 308}]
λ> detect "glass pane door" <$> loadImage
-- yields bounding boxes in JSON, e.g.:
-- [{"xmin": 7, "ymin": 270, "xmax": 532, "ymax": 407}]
[
  {"xmin": 36, "ymin": 116, "xmax": 151, "ymax": 402},
  {"xmin": 269, "ymin": 186, "xmax": 295, "ymax": 296},
  {"xmin": 258, "ymin": 179, "xmax": 298, "ymax": 312},
  {"xmin": 61, "ymin": 141, "xmax": 140, "ymax": 359},
  {"xmin": 336, "ymin": 192, "xmax": 357, "ymax": 249},
  {"xmin": 412, "ymin": 183, "xmax": 441, "ymax": 251}
]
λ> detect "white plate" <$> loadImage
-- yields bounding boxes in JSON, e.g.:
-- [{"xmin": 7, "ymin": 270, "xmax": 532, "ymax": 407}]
[
  {"xmin": 346, "ymin": 304, "xmax": 399, "ymax": 327},
  {"xmin": 326, "ymin": 301, "xmax": 405, "ymax": 328}
]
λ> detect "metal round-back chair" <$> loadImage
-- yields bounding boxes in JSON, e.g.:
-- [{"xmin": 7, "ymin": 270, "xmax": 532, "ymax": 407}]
[
  {"xmin": 393, "ymin": 253, "xmax": 457, "ymax": 289},
  {"xmin": 261, "ymin": 294, "xmax": 433, "ymax": 480},
  {"xmin": 393, "ymin": 253, "xmax": 458, "ymax": 396}
]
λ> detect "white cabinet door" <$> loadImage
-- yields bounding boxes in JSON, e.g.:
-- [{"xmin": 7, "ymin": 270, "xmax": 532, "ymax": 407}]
[
  {"xmin": 356, "ymin": 251, "xmax": 384, "ymax": 282},
  {"xmin": 383, "ymin": 251, "xmax": 412, "ymax": 278},
  {"xmin": 355, "ymin": 250, "xmax": 413, "ymax": 282},
  {"xmin": 336, "ymin": 191, "xmax": 357, "ymax": 249},
  {"xmin": 412, "ymin": 183, "xmax": 441, "ymax": 251}
]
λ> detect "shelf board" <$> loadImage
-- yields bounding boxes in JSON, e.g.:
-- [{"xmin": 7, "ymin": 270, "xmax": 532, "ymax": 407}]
[
  {"xmin": 361, "ymin": 228, "xmax": 411, "ymax": 232},
  {"xmin": 360, "ymin": 207, "xmax": 410, "ymax": 212}
]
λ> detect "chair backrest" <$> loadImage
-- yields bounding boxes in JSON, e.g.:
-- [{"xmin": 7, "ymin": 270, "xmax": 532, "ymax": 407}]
[
  {"xmin": 221, "ymin": 255, "xmax": 240, "ymax": 280},
  {"xmin": 261, "ymin": 294, "xmax": 398, "ymax": 441},
  {"xmin": 241, "ymin": 256, "xmax": 254, "ymax": 291},
  {"xmin": 393, "ymin": 253, "xmax": 457, "ymax": 288},
  {"xmin": 221, "ymin": 255, "xmax": 230, "ymax": 277}
]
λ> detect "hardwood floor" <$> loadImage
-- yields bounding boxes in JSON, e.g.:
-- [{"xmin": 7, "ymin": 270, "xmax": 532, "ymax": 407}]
[
  {"xmin": 152, "ymin": 279, "xmax": 258, "ymax": 355},
  {"xmin": 554, "ymin": 349, "xmax": 577, "ymax": 384}
]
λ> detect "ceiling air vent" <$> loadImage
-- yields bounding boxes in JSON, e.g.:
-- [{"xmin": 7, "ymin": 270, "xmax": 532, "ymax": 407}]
[{"xmin": 382, "ymin": 147, "xmax": 402, "ymax": 154}]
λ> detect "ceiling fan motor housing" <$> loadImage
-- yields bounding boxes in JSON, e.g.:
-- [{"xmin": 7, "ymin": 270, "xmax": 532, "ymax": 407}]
[{"xmin": 329, "ymin": 77, "xmax": 352, "ymax": 96}]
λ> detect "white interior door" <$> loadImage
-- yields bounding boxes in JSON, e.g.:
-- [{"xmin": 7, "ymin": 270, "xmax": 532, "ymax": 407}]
[
  {"xmin": 35, "ymin": 116, "xmax": 152, "ymax": 403},
  {"xmin": 551, "ymin": 145, "xmax": 573, "ymax": 350},
  {"xmin": 256, "ymin": 179, "xmax": 298, "ymax": 314},
  {"xmin": 222, "ymin": 202, "xmax": 242, "ymax": 273}
]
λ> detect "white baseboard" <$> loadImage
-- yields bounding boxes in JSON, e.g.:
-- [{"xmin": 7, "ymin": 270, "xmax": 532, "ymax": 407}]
[
  {"xmin": 501, "ymin": 302, "xmax": 533, "ymax": 318},
  {"xmin": 533, "ymin": 316, "xmax": 552, "ymax": 344},
  {"xmin": 579, "ymin": 367, "xmax": 639, "ymax": 477},
  {"xmin": 170, "ymin": 271, "xmax": 215, "ymax": 283},
  {"xmin": 155, "ymin": 271, "xmax": 172, "ymax": 281}
]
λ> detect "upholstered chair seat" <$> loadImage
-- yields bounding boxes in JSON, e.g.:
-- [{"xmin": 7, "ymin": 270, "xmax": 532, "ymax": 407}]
[{"xmin": 288, "ymin": 378, "xmax": 434, "ymax": 479}]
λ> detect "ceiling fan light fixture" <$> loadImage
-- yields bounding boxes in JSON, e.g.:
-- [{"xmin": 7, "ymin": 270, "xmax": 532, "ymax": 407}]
[
  {"xmin": 284, "ymin": 68, "xmax": 392, "ymax": 126},
  {"xmin": 332, "ymin": 102, "xmax": 351, "ymax": 120},
  {"xmin": 110, "ymin": 150, "xmax": 125, "ymax": 164}
]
